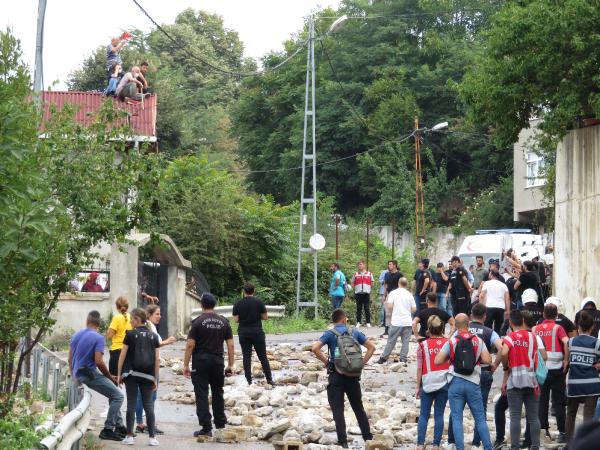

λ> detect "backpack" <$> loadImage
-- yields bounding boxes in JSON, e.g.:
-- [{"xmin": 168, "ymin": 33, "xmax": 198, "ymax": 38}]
[
  {"xmin": 533, "ymin": 334, "xmax": 548, "ymax": 385},
  {"xmin": 330, "ymin": 327, "xmax": 364, "ymax": 377},
  {"xmin": 132, "ymin": 328, "xmax": 156, "ymax": 373},
  {"xmin": 453, "ymin": 334, "xmax": 477, "ymax": 375}
]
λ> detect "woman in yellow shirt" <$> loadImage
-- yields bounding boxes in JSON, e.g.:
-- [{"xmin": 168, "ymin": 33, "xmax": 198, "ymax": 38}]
[{"xmin": 106, "ymin": 296, "xmax": 132, "ymax": 376}]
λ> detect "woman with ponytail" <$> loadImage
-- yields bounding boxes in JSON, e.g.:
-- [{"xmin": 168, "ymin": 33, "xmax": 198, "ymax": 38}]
[{"xmin": 106, "ymin": 296, "xmax": 132, "ymax": 376}]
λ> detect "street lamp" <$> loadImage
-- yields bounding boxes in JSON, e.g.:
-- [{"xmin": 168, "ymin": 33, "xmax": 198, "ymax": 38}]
[{"xmin": 295, "ymin": 16, "xmax": 347, "ymax": 318}]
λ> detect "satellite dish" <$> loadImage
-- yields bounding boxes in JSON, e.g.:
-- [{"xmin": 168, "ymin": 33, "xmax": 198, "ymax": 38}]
[{"xmin": 309, "ymin": 234, "xmax": 326, "ymax": 251}]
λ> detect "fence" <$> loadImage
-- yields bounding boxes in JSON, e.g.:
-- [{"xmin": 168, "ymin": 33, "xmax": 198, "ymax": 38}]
[
  {"xmin": 31, "ymin": 344, "xmax": 92, "ymax": 450},
  {"xmin": 191, "ymin": 304, "xmax": 286, "ymax": 321}
]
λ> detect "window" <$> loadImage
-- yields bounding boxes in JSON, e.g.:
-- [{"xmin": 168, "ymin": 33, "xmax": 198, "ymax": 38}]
[{"xmin": 526, "ymin": 152, "xmax": 546, "ymax": 187}]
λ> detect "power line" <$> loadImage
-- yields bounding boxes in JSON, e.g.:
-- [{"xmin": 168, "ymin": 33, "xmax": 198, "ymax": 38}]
[{"xmin": 131, "ymin": 0, "xmax": 306, "ymax": 78}]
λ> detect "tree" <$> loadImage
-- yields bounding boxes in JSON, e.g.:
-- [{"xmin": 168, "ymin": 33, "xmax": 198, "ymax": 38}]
[
  {"xmin": 460, "ymin": 0, "xmax": 600, "ymax": 147},
  {"xmin": 0, "ymin": 30, "xmax": 159, "ymax": 412}
]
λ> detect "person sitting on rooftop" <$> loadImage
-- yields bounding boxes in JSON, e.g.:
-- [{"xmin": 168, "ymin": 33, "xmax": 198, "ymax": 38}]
[
  {"xmin": 115, "ymin": 66, "xmax": 144, "ymax": 102},
  {"xmin": 136, "ymin": 62, "xmax": 152, "ymax": 94},
  {"xmin": 104, "ymin": 63, "xmax": 122, "ymax": 97}
]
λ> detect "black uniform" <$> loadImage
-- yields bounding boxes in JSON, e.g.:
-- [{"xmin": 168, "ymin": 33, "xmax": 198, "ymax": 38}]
[
  {"xmin": 449, "ymin": 265, "xmax": 470, "ymax": 316},
  {"xmin": 188, "ymin": 312, "xmax": 233, "ymax": 433}
]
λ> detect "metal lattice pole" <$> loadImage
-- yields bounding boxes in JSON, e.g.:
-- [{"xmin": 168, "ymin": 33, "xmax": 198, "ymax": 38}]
[{"xmin": 296, "ymin": 17, "xmax": 319, "ymax": 318}]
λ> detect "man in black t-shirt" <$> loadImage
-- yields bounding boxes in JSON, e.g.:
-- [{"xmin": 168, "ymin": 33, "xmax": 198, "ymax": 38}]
[
  {"xmin": 412, "ymin": 292, "xmax": 454, "ymax": 339},
  {"xmin": 413, "ymin": 259, "xmax": 432, "ymax": 311},
  {"xmin": 382, "ymin": 260, "xmax": 404, "ymax": 337},
  {"xmin": 183, "ymin": 293, "xmax": 234, "ymax": 438},
  {"xmin": 515, "ymin": 261, "xmax": 543, "ymax": 307},
  {"xmin": 232, "ymin": 282, "xmax": 273, "ymax": 385},
  {"xmin": 448, "ymin": 255, "xmax": 472, "ymax": 316}
]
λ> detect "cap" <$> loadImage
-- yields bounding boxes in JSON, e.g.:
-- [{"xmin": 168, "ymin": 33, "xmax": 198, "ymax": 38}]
[
  {"xmin": 581, "ymin": 297, "xmax": 597, "ymax": 310},
  {"xmin": 522, "ymin": 289, "xmax": 538, "ymax": 304},
  {"xmin": 200, "ymin": 292, "xmax": 217, "ymax": 307}
]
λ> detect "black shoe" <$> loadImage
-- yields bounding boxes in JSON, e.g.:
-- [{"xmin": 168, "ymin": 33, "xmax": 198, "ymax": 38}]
[
  {"xmin": 194, "ymin": 429, "xmax": 212, "ymax": 437},
  {"xmin": 154, "ymin": 427, "xmax": 164, "ymax": 435},
  {"xmin": 99, "ymin": 428, "xmax": 123, "ymax": 441},
  {"xmin": 557, "ymin": 432, "xmax": 566, "ymax": 444},
  {"xmin": 114, "ymin": 425, "xmax": 127, "ymax": 437},
  {"xmin": 135, "ymin": 424, "xmax": 146, "ymax": 434},
  {"xmin": 339, "ymin": 443, "xmax": 349, "ymax": 449},
  {"xmin": 493, "ymin": 439, "xmax": 506, "ymax": 450},
  {"xmin": 376, "ymin": 357, "xmax": 386, "ymax": 364}
]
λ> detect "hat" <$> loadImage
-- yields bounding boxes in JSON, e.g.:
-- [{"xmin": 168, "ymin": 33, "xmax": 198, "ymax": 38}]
[
  {"xmin": 581, "ymin": 297, "xmax": 597, "ymax": 309},
  {"xmin": 522, "ymin": 289, "xmax": 538, "ymax": 304},
  {"xmin": 200, "ymin": 292, "xmax": 217, "ymax": 307}
]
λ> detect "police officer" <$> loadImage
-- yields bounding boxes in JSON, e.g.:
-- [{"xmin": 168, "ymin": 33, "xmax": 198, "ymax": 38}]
[
  {"xmin": 183, "ymin": 293, "xmax": 234, "ymax": 438},
  {"xmin": 448, "ymin": 255, "xmax": 472, "ymax": 316}
]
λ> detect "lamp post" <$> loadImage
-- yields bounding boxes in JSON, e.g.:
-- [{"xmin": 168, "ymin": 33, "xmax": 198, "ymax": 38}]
[{"xmin": 295, "ymin": 16, "xmax": 347, "ymax": 318}]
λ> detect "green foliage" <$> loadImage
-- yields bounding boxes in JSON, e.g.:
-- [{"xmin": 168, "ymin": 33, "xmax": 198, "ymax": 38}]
[
  {"xmin": 455, "ymin": 176, "xmax": 514, "ymax": 234},
  {"xmin": 230, "ymin": 314, "xmax": 328, "ymax": 335},
  {"xmin": 0, "ymin": 415, "xmax": 45, "ymax": 450},
  {"xmin": 0, "ymin": 29, "xmax": 160, "ymax": 405},
  {"xmin": 461, "ymin": 0, "xmax": 600, "ymax": 147}
]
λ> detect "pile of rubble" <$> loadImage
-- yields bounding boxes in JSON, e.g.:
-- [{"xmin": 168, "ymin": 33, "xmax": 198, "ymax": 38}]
[{"xmin": 159, "ymin": 339, "xmax": 483, "ymax": 448}]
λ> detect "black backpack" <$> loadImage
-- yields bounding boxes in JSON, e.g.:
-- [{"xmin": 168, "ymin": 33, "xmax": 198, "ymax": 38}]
[
  {"xmin": 132, "ymin": 329, "xmax": 156, "ymax": 373},
  {"xmin": 330, "ymin": 327, "xmax": 364, "ymax": 377},
  {"xmin": 453, "ymin": 334, "xmax": 477, "ymax": 375}
]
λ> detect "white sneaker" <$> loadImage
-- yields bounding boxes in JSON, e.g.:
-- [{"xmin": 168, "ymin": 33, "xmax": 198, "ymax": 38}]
[
  {"xmin": 441, "ymin": 443, "xmax": 455, "ymax": 450},
  {"xmin": 356, "ymin": 322, "xmax": 361, "ymax": 327},
  {"xmin": 366, "ymin": 323, "xmax": 371, "ymax": 327},
  {"xmin": 148, "ymin": 437, "xmax": 160, "ymax": 446},
  {"xmin": 122, "ymin": 436, "xmax": 134, "ymax": 445}
]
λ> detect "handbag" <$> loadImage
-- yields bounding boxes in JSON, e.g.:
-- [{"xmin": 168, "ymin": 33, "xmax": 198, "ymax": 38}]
[{"xmin": 535, "ymin": 345, "xmax": 548, "ymax": 385}]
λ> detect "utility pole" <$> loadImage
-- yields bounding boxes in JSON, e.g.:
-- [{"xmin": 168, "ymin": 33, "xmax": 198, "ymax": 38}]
[
  {"xmin": 295, "ymin": 17, "xmax": 319, "ymax": 318},
  {"xmin": 334, "ymin": 214, "xmax": 341, "ymax": 260},
  {"xmin": 414, "ymin": 116, "xmax": 426, "ymax": 256},
  {"xmin": 391, "ymin": 219, "xmax": 396, "ymax": 260},
  {"xmin": 366, "ymin": 217, "xmax": 371, "ymax": 271},
  {"xmin": 33, "ymin": 0, "xmax": 47, "ymax": 95}
]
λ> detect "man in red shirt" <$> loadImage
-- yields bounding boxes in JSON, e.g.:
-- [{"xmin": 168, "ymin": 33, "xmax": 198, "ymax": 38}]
[
  {"xmin": 501, "ymin": 310, "xmax": 541, "ymax": 450},
  {"xmin": 532, "ymin": 303, "xmax": 569, "ymax": 443}
]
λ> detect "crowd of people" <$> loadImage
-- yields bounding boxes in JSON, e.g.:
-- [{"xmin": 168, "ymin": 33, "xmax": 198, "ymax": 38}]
[
  {"xmin": 103, "ymin": 34, "xmax": 152, "ymax": 101},
  {"xmin": 325, "ymin": 255, "xmax": 600, "ymax": 449},
  {"xmin": 67, "ymin": 253, "xmax": 600, "ymax": 449}
]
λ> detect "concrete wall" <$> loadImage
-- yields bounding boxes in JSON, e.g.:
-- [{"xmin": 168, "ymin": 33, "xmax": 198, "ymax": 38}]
[
  {"xmin": 376, "ymin": 226, "xmax": 466, "ymax": 266},
  {"xmin": 51, "ymin": 293, "xmax": 112, "ymax": 334},
  {"xmin": 555, "ymin": 124, "xmax": 600, "ymax": 317},
  {"xmin": 514, "ymin": 119, "xmax": 547, "ymax": 222}
]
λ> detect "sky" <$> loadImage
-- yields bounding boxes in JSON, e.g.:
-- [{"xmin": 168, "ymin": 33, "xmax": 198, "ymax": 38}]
[{"xmin": 1, "ymin": 0, "xmax": 341, "ymax": 89}]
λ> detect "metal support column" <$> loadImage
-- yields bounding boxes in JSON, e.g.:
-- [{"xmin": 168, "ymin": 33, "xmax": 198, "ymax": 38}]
[{"xmin": 295, "ymin": 17, "xmax": 319, "ymax": 318}]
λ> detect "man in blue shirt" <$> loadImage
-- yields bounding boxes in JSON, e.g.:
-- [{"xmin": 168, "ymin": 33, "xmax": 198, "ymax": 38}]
[
  {"xmin": 311, "ymin": 309, "xmax": 375, "ymax": 448},
  {"xmin": 69, "ymin": 311, "xmax": 125, "ymax": 441},
  {"xmin": 329, "ymin": 263, "xmax": 346, "ymax": 310}
]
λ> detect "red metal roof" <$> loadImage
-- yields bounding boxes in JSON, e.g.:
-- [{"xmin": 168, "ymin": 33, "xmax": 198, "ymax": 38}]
[{"xmin": 41, "ymin": 91, "xmax": 157, "ymax": 138}]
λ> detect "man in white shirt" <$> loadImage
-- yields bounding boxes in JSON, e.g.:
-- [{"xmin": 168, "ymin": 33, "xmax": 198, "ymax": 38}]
[
  {"xmin": 377, "ymin": 277, "xmax": 416, "ymax": 364},
  {"xmin": 479, "ymin": 269, "xmax": 510, "ymax": 334}
]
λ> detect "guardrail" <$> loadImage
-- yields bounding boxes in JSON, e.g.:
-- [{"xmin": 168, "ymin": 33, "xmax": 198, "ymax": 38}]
[
  {"xmin": 31, "ymin": 344, "xmax": 91, "ymax": 450},
  {"xmin": 191, "ymin": 304, "xmax": 286, "ymax": 321}
]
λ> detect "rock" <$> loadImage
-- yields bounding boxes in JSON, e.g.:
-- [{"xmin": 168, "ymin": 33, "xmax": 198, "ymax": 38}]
[
  {"xmin": 300, "ymin": 372, "xmax": 319, "ymax": 385},
  {"xmin": 254, "ymin": 406, "xmax": 274, "ymax": 417},
  {"xmin": 270, "ymin": 360, "xmax": 283, "ymax": 370},
  {"xmin": 241, "ymin": 414, "xmax": 263, "ymax": 427},
  {"xmin": 29, "ymin": 400, "xmax": 44, "ymax": 414},
  {"xmin": 261, "ymin": 419, "xmax": 291, "ymax": 440},
  {"xmin": 278, "ymin": 375, "xmax": 300, "ymax": 384},
  {"xmin": 302, "ymin": 430, "xmax": 323, "ymax": 444},
  {"xmin": 171, "ymin": 362, "xmax": 184, "ymax": 375},
  {"xmin": 227, "ymin": 415, "xmax": 242, "ymax": 426},
  {"xmin": 283, "ymin": 429, "xmax": 302, "ymax": 441},
  {"xmin": 348, "ymin": 426, "xmax": 362, "ymax": 435},
  {"xmin": 256, "ymin": 395, "xmax": 270, "ymax": 407},
  {"xmin": 318, "ymin": 434, "xmax": 338, "ymax": 445}
]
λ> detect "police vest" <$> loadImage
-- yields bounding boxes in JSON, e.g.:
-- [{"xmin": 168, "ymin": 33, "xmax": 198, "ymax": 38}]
[
  {"xmin": 504, "ymin": 330, "xmax": 537, "ymax": 389},
  {"xmin": 420, "ymin": 337, "xmax": 450, "ymax": 393},
  {"xmin": 533, "ymin": 321, "xmax": 564, "ymax": 370},
  {"xmin": 353, "ymin": 271, "xmax": 373, "ymax": 294},
  {"xmin": 567, "ymin": 335, "xmax": 600, "ymax": 397},
  {"xmin": 468, "ymin": 321, "xmax": 494, "ymax": 365}
]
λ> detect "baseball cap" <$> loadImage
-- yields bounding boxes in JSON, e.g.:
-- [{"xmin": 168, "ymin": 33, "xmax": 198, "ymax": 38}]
[
  {"xmin": 522, "ymin": 289, "xmax": 538, "ymax": 304},
  {"xmin": 581, "ymin": 297, "xmax": 597, "ymax": 309},
  {"xmin": 200, "ymin": 292, "xmax": 217, "ymax": 307}
]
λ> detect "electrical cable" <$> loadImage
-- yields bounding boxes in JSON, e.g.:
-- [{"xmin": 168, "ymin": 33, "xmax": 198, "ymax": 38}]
[{"xmin": 131, "ymin": 0, "xmax": 306, "ymax": 77}]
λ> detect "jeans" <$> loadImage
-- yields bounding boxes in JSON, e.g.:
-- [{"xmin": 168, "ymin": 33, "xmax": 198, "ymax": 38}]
[
  {"xmin": 472, "ymin": 369, "xmax": 493, "ymax": 446},
  {"xmin": 124, "ymin": 377, "xmax": 155, "ymax": 437},
  {"xmin": 381, "ymin": 325, "xmax": 411, "ymax": 361},
  {"xmin": 135, "ymin": 380, "xmax": 158, "ymax": 425},
  {"xmin": 379, "ymin": 296, "xmax": 385, "ymax": 326},
  {"xmin": 417, "ymin": 386, "xmax": 448, "ymax": 445},
  {"xmin": 566, "ymin": 395, "xmax": 599, "ymax": 443},
  {"xmin": 496, "ymin": 393, "xmax": 532, "ymax": 444},
  {"xmin": 327, "ymin": 371, "xmax": 373, "ymax": 445},
  {"xmin": 448, "ymin": 377, "xmax": 492, "ymax": 450},
  {"xmin": 355, "ymin": 293, "xmax": 371, "ymax": 324},
  {"xmin": 331, "ymin": 296, "xmax": 344, "ymax": 310},
  {"xmin": 238, "ymin": 329, "xmax": 273, "ymax": 384},
  {"xmin": 507, "ymin": 387, "xmax": 540, "ymax": 450},
  {"xmin": 539, "ymin": 369, "xmax": 566, "ymax": 432},
  {"xmin": 437, "ymin": 292, "xmax": 447, "ymax": 313},
  {"xmin": 191, "ymin": 353, "xmax": 226, "ymax": 431},
  {"xmin": 77, "ymin": 370, "xmax": 124, "ymax": 430},
  {"xmin": 484, "ymin": 307, "xmax": 505, "ymax": 334},
  {"xmin": 596, "ymin": 397, "xmax": 600, "ymax": 419}
]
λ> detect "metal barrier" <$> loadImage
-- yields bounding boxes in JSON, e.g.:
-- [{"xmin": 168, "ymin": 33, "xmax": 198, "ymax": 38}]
[
  {"xmin": 32, "ymin": 344, "xmax": 92, "ymax": 450},
  {"xmin": 191, "ymin": 304, "xmax": 286, "ymax": 321}
]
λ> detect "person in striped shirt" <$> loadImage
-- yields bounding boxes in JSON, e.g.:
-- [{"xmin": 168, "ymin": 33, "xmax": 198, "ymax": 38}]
[{"xmin": 565, "ymin": 311, "xmax": 600, "ymax": 443}]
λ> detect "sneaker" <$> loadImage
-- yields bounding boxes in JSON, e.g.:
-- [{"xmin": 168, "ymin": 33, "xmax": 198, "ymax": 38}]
[
  {"xmin": 135, "ymin": 425, "xmax": 146, "ymax": 434},
  {"xmin": 122, "ymin": 435, "xmax": 135, "ymax": 445},
  {"xmin": 441, "ymin": 443, "xmax": 456, "ymax": 450},
  {"xmin": 115, "ymin": 425, "xmax": 128, "ymax": 437},
  {"xmin": 193, "ymin": 429, "xmax": 212, "ymax": 437},
  {"xmin": 154, "ymin": 427, "xmax": 164, "ymax": 435},
  {"xmin": 556, "ymin": 432, "xmax": 566, "ymax": 444},
  {"xmin": 376, "ymin": 357, "xmax": 386, "ymax": 364},
  {"xmin": 339, "ymin": 443, "xmax": 349, "ymax": 449},
  {"xmin": 356, "ymin": 322, "xmax": 361, "ymax": 327},
  {"xmin": 148, "ymin": 437, "xmax": 159, "ymax": 446},
  {"xmin": 99, "ymin": 428, "xmax": 124, "ymax": 441},
  {"xmin": 366, "ymin": 323, "xmax": 371, "ymax": 327},
  {"xmin": 493, "ymin": 439, "xmax": 506, "ymax": 450}
]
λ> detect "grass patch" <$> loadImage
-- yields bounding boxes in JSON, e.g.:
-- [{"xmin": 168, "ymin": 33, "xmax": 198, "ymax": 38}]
[{"xmin": 230, "ymin": 315, "xmax": 328, "ymax": 335}]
